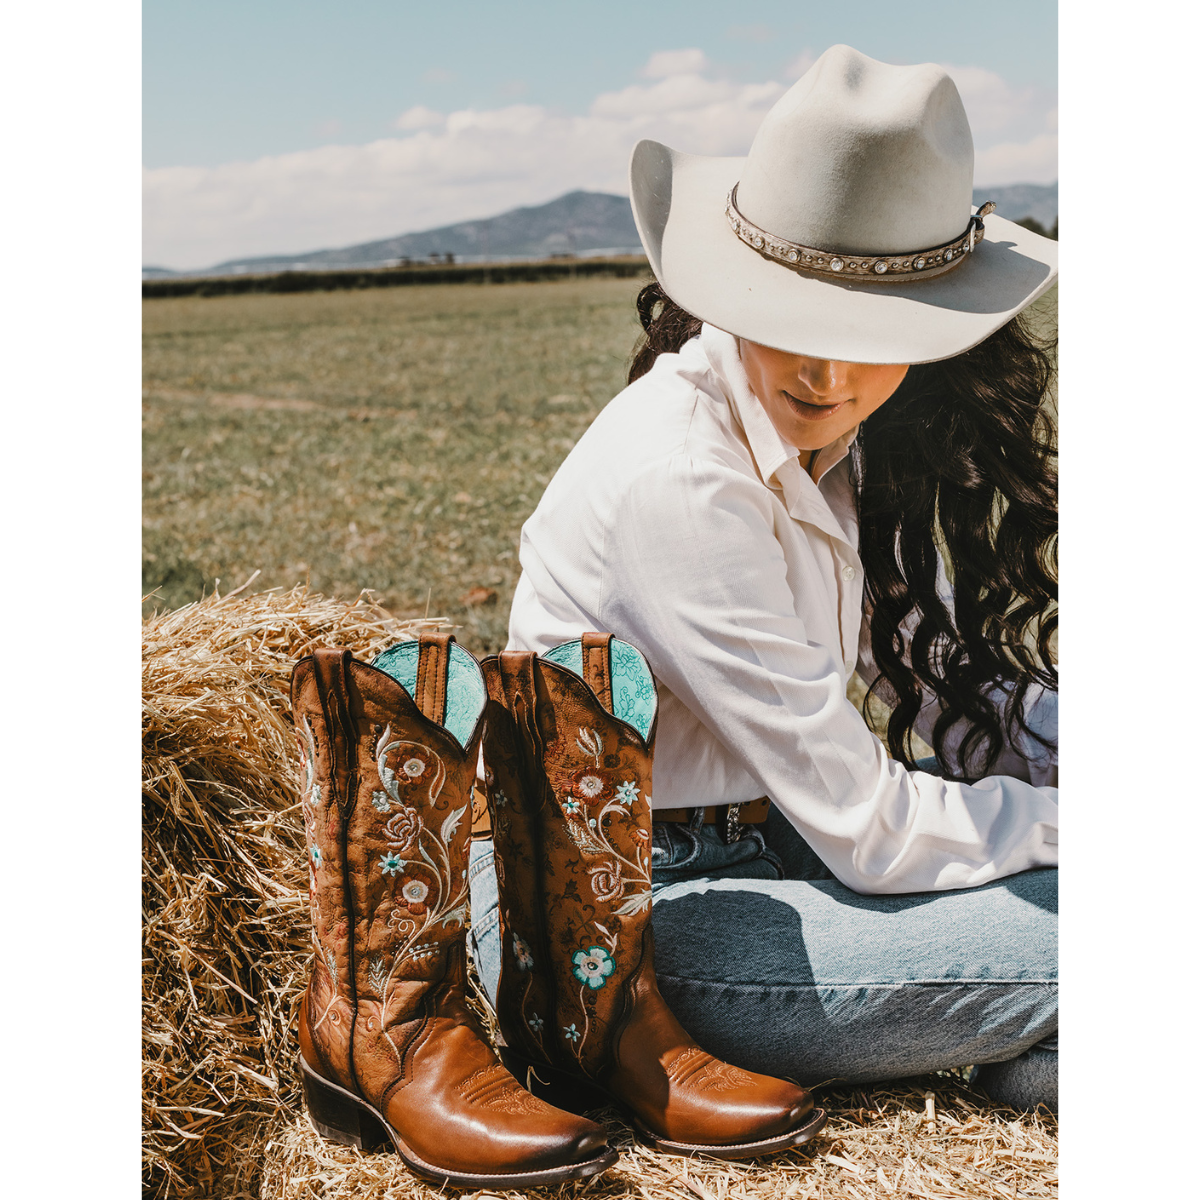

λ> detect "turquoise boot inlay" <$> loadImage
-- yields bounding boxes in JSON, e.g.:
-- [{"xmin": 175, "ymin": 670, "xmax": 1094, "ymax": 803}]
[
  {"xmin": 372, "ymin": 641, "xmax": 487, "ymax": 749},
  {"xmin": 542, "ymin": 638, "xmax": 657, "ymax": 740}
]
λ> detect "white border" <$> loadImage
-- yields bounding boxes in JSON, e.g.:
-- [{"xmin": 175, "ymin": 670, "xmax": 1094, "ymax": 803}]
[
  {"xmin": 1060, "ymin": 0, "xmax": 1196, "ymax": 1195},
  {"xmin": 2, "ymin": 2, "xmax": 141, "ymax": 1191}
]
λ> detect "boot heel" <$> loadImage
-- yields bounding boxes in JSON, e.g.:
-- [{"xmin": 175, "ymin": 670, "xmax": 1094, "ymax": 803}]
[
  {"xmin": 300, "ymin": 1060, "xmax": 392, "ymax": 1152},
  {"xmin": 499, "ymin": 1049, "xmax": 610, "ymax": 1114}
]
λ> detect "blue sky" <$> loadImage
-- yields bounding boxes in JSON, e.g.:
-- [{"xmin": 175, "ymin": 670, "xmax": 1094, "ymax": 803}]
[{"xmin": 143, "ymin": 1, "xmax": 1058, "ymax": 268}]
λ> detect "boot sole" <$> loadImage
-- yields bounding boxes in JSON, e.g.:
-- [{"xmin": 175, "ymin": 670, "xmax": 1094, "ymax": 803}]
[
  {"xmin": 300, "ymin": 1056, "xmax": 619, "ymax": 1188},
  {"xmin": 500, "ymin": 1049, "xmax": 828, "ymax": 1162}
]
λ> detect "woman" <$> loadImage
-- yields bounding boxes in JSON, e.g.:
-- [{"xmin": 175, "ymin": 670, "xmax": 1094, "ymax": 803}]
[{"xmin": 470, "ymin": 45, "xmax": 1058, "ymax": 1112}]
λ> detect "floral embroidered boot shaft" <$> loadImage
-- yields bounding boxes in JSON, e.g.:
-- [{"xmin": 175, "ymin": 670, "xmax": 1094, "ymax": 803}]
[
  {"xmin": 291, "ymin": 636, "xmax": 615, "ymax": 1189},
  {"xmin": 481, "ymin": 633, "xmax": 827, "ymax": 1159}
]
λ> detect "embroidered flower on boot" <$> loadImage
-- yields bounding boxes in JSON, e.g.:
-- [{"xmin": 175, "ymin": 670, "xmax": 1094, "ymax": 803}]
[
  {"xmin": 563, "ymin": 1023, "xmax": 581, "ymax": 1042},
  {"xmin": 383, "ymin": 806, "xmax": 420, "ymax": 854},
  {"xmin": 512, "ymin": 933, "xmax": 534, "ymax": 971},
  {"xmin": 572, "ymin": 946, "xmax": 616, "ymax": 989},
  {"xmin": 588, "ymin": 861, "xmax": 622, "ymax": 902},
  {"xmin": 401, "ymin": 754, "xmax": 431, "ymax": 783},
  {"xmin": 397, "ymin": 875, "xmax": 430, "ymax": 914},
  {"xmin": 616, "ymin": 780, "xmax": 640, "ymax": 805},
  {"xmin": 528, "ymin": 1013, "xmax": 545, "ymax": 1032},
  {"xmin": 310, "ymin": 845, "xmax": 322, "ymax": 869},
  {"xmin": 379, "ymin": 852, "xmax": 403, "ymax": 876},
  {"xmin": 569, "ymin": 768, "xmax": 614, "ymax": 805}
]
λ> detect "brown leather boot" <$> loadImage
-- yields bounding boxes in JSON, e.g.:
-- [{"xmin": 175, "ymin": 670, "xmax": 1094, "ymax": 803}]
[
  {"xmin": 291, "ymin": 635, "xmax": 617, "ymax": 1188},
  {"xmin": 480, "ymin": 633, "xmax": 827, "ymax": 1160}
]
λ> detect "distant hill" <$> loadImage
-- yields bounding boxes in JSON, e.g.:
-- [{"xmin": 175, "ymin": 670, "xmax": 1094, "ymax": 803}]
[
  {"xmin": 192, "ymin": 191, "xmax": 642, "ymax": 277},
  {"xmin": 145, "ymin": 183, "xmax": 1057, "ymax": 277}
]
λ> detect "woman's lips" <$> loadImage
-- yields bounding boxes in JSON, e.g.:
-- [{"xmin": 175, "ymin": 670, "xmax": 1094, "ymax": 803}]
[{"xmin": 783, "ymin": 391, "xmax": 848, "ymax": 420}]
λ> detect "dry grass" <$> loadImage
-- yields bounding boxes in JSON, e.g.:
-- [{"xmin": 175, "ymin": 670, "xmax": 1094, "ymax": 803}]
[
  {"xmin": 142, "ymin": 578, "xmax": 444, "ymax": 1197},
  {"xmin": 259, "ymin": 1081, "xmax": 1057, "ymax": 1200},
  {"xmin": 142, "ymin": 583, "xmax": 1055, "ymax": 1200}
]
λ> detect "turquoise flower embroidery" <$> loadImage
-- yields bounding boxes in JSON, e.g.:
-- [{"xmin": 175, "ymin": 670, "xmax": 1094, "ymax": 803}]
[
  {"xmin": 494, "ymin": 789, "xmax": 508, "ymax": 808},
  {"xmin": 379, "ymin": 852, "xmax": 403, "ymax": 876},
  {"xmin": 572, "ymin": 946, "xmax": 615, "ymax": 990},
  {"xmin": 616, "ymin": 780, "xmax": 640, "ymax": 806},
  {"xmin": 563, "ymin": 1023, "xmax": 581, "ymax": 1042},
  {"xmin": 310, "ymin": 845, "xmax": 322, "ymax": 868},
  {"xmin": 562, "ymin": 798, "xmax": 580, "ymax": 815},
  {"xmin": 528, "ymin": 1013, "xmax": 545, "ymax": 1032},
  {"xmin": 512, "ymin": 933, "xmax": 534, "ymax": 971}
]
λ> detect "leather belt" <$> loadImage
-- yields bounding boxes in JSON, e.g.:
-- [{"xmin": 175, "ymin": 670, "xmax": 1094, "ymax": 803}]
[
  {"xmin": 471, "ymin": 784, "xmax": 493, "ymax": 839},
  {"xmin": 471, "ymin": 790, "xmax": 771, "ymax": 843},
  {"xmin": 654, "ymin": 797, "xmax": 771, "ymax": 844}
]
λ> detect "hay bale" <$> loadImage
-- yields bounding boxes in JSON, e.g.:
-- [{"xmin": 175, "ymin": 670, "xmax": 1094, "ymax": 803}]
[
  {"xmin": 143, "ymin": 582, "xmax": 1057, "ymax": 1200},
  {"xmin": 142, "ymin": 581, "xmax": 441, "ymax": 1197}
]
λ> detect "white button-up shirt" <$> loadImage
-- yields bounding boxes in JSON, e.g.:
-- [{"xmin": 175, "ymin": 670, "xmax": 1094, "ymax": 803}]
[{"xmin": 508, "ymin": 324, "xmax": 1058, "ymax": 895}]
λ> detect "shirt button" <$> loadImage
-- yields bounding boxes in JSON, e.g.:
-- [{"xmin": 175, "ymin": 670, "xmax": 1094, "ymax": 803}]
[{"xmin": 841, "ymin": 565, "xmax": 856, "ymax": 581}]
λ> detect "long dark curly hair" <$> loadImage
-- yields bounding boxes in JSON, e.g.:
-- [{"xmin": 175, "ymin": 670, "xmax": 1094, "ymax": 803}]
[{"xmin": 628, "ymin": 282, "xmax": 1057, "ymax": 779}]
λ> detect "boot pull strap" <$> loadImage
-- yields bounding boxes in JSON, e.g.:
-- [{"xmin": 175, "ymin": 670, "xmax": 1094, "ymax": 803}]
[
  {"xmin": 581, "ymin": 632, "xmax": 614, "ymax": 715},
  {"xmin": 415, "ymin": 632, "xmax": 454, "ymax": 727},
  {"xmin": 496, "ymin": 650, "xmax": 554, "ymax": 755},
  {"xmin": 311, "ymin": 648, "xmax": 356, "ymax": 810}
]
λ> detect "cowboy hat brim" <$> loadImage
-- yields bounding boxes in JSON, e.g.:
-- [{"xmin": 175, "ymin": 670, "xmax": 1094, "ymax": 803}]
[{"xmin": 629, "ymin": 139, "xmax": 1058, "ymax": 365}]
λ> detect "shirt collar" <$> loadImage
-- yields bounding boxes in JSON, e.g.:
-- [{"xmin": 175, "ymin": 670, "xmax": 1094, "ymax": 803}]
[{"xmin": 698, "ymin": 324, "xmax": 859, "ymax": 540}]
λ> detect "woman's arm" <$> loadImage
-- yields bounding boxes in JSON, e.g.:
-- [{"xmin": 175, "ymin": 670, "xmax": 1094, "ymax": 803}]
[{"xmin": 601, "ymin": 454, "xmax": 1057, "ymax": 896}]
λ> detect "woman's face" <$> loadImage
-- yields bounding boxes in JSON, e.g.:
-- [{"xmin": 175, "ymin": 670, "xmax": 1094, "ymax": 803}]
[{"xmin": 738, "ymin": 339, "xmax": 910, "ymax": 453}]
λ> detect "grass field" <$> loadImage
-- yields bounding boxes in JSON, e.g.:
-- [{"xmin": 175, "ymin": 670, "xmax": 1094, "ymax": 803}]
[
  {"xmin": 143, "ymin": 276, "xmax": 651, "ymax": 652},
  {"xmin": 143, "ymin": 276, "xmax": 1055, "ymax": 658}
]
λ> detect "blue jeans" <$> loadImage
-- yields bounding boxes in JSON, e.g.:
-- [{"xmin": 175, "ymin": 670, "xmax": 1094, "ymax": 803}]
[{"xmin": 468, "ymin": 805, "xmax": 1057, "ymax": 1112}]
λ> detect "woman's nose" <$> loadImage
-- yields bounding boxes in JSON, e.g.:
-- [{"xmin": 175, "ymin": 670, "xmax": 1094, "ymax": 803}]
[{"xmin": 795, "ymin": 358, "xmax": 844, "ymax": 396}]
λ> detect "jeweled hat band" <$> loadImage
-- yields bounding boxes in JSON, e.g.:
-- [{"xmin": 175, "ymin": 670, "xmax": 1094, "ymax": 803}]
[{"xmin": 726, "ymin": 184, "xmax": 996, "ymax": 283}]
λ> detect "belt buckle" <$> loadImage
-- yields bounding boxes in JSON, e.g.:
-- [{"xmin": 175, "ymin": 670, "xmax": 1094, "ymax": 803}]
[{"xmin": 722, "ymin": 803, "xmax": 744, "ymax": 844}]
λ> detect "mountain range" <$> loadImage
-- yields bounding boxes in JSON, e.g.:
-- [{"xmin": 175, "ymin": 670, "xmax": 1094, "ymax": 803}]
[{"xmin": 143, "ymin": 183, "xmax": 1058, "ymax": 278}]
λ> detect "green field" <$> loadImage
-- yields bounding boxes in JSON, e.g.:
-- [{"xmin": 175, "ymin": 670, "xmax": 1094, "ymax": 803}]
[
  {"xmin": 143, "ymin": 277, "xmax": 1056, "ymax": 657},
  {"xmin": 142, "ymin": 277, "xmax": 650, "ymax": 652}
]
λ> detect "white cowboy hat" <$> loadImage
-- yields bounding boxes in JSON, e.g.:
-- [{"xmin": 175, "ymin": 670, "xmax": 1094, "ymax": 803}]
[{"xmin": 629, "ymin": 44, "xmax": 1057, "ymax": 365}]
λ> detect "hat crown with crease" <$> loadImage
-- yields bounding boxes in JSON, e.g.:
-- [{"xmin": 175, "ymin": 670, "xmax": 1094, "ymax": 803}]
[{"xmin": 737, "ymin": 45, "xmax": 974, "ymax": 255}]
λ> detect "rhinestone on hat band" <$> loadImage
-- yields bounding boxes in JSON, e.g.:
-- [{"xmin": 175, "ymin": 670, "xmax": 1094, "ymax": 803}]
[{"xmin": 725, "ymin": 184, "xmax": 996, "ymax": 282}]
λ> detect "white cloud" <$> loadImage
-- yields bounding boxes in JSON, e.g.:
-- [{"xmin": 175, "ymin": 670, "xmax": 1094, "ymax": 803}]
[
  {"xmin": 143, "ymin": 51, "xmax": 1057, "ymax": 269},
  {"xmin": 641, "ymin": 49, "xmax": 708, "ymax": 79},
  {"xmin": 393, "ymin": 105, "xmax": 445, "ymax": 132},
  {"xmin": 974, "ymin": 132, "xmax": 1059, "ymax": 188}
]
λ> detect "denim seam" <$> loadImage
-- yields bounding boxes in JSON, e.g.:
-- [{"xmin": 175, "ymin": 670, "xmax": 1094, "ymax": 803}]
[
  {"xmin": 468, "ymin": 852, "xmax": 495, "ymax": 883},
  {"xmin": 655, "ymin": 974, "xmax": 1056, "ymax": 989},
  {"xmin": 471, "ymin": 907, "xmax": 500, "ymax": 937}
]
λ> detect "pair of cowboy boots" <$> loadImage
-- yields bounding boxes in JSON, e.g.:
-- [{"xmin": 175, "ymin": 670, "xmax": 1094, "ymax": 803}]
[{"xmin": 291, "ymin": 631, "xmax": 824, "ymax": 1188}]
